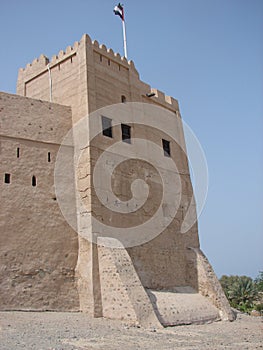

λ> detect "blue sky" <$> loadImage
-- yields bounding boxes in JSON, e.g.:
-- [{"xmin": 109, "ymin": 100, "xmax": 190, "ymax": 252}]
[{"xmin": 0, "ymin": 0, "xmax": 262, "ymax": 278}]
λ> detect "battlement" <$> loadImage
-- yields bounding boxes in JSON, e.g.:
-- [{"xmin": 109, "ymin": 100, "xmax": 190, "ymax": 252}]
[
  {"xmin": 17, "ymin": 34, "xmax": 178, "ymax": 114},
  {"xmin": 18, "ymin": 34, "xmax": 138, "ymax": 77},
  {"xmin": 147, "ymin": 88, "xmax": 179, "ymax": 111},
  {"xmin": 18, "ymin": 54, "xmax": 50, "ymax": 78}
]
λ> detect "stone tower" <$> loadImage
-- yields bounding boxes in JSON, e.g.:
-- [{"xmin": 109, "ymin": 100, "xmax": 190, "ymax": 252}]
[{"xmin": 0, "ymin": 34, "xmax": 234, "ymax": 327}]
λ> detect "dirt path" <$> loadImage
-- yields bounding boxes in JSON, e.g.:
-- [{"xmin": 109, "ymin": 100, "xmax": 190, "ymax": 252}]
[{"xmin": 0, "ymin": 311, "xmax": 262, "ymax": 349}]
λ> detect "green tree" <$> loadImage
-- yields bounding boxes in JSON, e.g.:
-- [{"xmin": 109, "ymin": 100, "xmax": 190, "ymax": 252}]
[
  {"xmin": 228, "ymin": 276, "xmax": 257, "ymax": 310},
  {"xmin": 219, "ymin": 275, "xmax": 258, "ymax": 313},
  {"xmin": 220, "ymin": 275, "xmax": 240, "ymax": 295}
]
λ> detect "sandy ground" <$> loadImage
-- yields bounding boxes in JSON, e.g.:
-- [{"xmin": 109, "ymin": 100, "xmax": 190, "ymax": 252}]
[{"xmin": 0, "ymin": 311, "xmax": 262, "ymax": 350}]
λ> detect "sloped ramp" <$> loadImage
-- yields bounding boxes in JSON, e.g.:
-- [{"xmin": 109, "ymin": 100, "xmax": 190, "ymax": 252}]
[
  {"xmin": 147, "ymin": 287, "xmax": 220, "ymax": 326},
  {"xmin": 97, "ymin": 237, "xmax": 162, "ymax": 329}
]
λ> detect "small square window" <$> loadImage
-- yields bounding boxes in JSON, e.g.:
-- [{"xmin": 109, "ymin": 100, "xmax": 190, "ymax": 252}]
[
  {"xmin": 121, "ymin": 124, "xmax": 131, "ymax": 143},
  {"xmin": 101, "ymin": 116, "xmax": 113, "ymax": 138},
  {"xmin": 162, "ymin": 139, "xmax": 171, "ymax": 157},
  {"xmin": 4, "ymin": 173, "xmax": 11, "ymax": 184}
]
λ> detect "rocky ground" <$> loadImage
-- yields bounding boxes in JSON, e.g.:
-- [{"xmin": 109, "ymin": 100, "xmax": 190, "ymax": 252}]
[{"xmin": 0, "ymin": 311, "xmax": 262, "ymax": 350}]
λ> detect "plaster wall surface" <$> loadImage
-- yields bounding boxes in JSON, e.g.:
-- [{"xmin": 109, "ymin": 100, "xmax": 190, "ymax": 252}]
[
  {"xmin": 0, "ymin": 92, "xmax": 79, "ymax": 311},
  {"xmin": 87, "ymin": 120, "xmax": 200, "ymax": 290}
]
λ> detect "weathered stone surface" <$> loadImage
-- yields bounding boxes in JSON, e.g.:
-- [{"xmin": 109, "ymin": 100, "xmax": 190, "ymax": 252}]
[
  {"xmin": 97, "ymin": 237, "xmax": 161, "ymax": 328},
  {"xmin": 147, "ymin": 287, "xmax": 220, "ymax": 326},
  {"xmin": 187, "ymin": 248, "xmax": 235, "ymax": 321}
]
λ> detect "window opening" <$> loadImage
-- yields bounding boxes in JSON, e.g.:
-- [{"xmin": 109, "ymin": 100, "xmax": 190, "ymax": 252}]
[
  {"xmin": 4, "ymin": 173, "xmax": 11, "ymax": 184},
  {"xmin": 162, "ymin": 139, "xmax": 171, "ymax": 157},
  {"xmin": 121, "ymin": 124, "xmax": 131, "ymax": 143},
  {"xmin": 101, "ymin": 116, "xmax": 113, "ymax": 138},
  {"xmin": 32, "ymin": 175, "xmax": 37, "ymax": 187}
]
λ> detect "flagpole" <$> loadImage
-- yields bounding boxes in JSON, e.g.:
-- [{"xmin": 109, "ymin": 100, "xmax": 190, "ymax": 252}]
[
  {"xmin": 122, "ymin": 19, "xmax": 128, "ymax": 59},
  {"xmin": 114, "ymin": 3, "xmax": 128, "ymax": 59}
]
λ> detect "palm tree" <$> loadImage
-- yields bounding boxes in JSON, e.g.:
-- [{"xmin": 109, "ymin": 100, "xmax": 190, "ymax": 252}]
[{"xmin": 228, "ymin": 276, "xmax": 257, "ymax": 310}]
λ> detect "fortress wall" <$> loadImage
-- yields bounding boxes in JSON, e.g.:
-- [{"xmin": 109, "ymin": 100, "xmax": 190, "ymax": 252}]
[
  {"xmin": 113, "ymin": 104, "xmax": 198, "ymax": 290},
  {"xmin": 0, "ymin": 92, "xmax": 79, "ymax": 311},
  {"xmin": 92, "ymin": 42, "xmax": 139, "ymax": 110},
  {"xmin": 88, "ymin": 118, "xmax": 200, "ymax": 291},
  {"xmin": 0, "ymin": 92, "xmax": 72, "ymax": 143}
]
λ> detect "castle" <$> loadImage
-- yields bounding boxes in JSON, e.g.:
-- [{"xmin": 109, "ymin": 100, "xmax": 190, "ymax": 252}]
[{"xmin": 0, "ymin": 34, "xmax": 234, "ymax": 327}]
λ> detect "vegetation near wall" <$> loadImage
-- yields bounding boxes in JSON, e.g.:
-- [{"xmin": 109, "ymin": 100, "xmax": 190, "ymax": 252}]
[{"xmin": 219, "ymin": 272, "xmax": 263, "ymax": 314}]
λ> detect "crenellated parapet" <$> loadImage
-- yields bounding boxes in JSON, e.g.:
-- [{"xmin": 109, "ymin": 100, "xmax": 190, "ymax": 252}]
[
  {"xmin": 18, "ymin": 34, "xmax": 139, "ymax": 81},
  {"xmin": 17, "ymin": 54, "xmax": 50, "ymax": 89},
  {"xmin": 17, "ymin": 39, "xmax": 81, "ymax": 90},
  {"xmin": 91, "ymin": 37, "xmax": 137, "ymax": 74},
  {"xmin": 139, "ymin": 84, "xmax": 179, "ymax": 112},
  {"xmin": 148, "ymin": 88, "xmax": 179, "ymax": 111},
  {"xmin": 16, "ymin": 33, "xmax": 178, "ymax": 114}
]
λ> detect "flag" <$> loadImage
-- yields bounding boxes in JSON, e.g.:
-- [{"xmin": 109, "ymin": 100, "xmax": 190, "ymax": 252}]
[{"xmin": 114, "ymin": 3, "xmax": 124, "ymax": 21}]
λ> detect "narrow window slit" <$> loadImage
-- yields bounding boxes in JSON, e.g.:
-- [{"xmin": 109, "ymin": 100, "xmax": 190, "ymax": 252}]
[
  {"xmin": 32, "ymin": 175, "xmax": 37, "ymax": 187},
  {"xmin": 17, "ymin": 147, "xmax": 20, "ymax": 158},
  {"xmin": 48, "ymin": 152, "xmax": 51, "ymax": 162}
]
